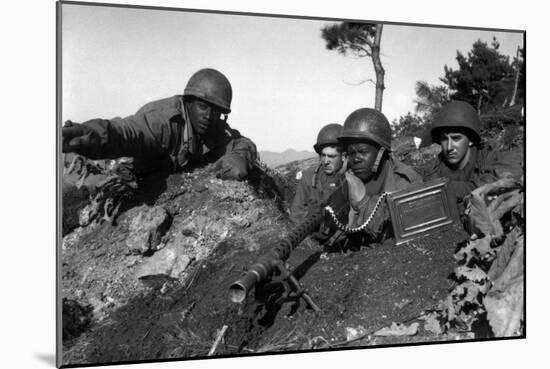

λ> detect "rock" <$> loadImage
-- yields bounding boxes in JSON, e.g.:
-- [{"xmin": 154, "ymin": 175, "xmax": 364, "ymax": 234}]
[
  {"xmin": 229, "ymin": 215, "xmax": 250, "ymax": 228},
  {"xmin": 247, "ymin": 208, "xmax": 262, "ymax": 224},
  {"xmin": 135, "ymin": 243, "xmax": 193, "ymax": 279},
  {"xmin": 345, "ymin": 326, "xmax": 366, "ymax": 341},
  {"xmin": 125, "ymin": 256, "xmax": 140, "ymax": 268},
  {"xmin": 204, "ymin": 223, "xmax": 229, "ymax": 237},
  {"xmin": 62, "ymin": 227, "xmax": 87, "ymax": 250},
  {"xmin": 170, "ymin": 254, "xmax": 193, "ymax": 278},
  {"xmin": 125, "ymin": 205, "xmax": 172, "ymax": 254},
  {"xmin": 87, "ymin": 295, "xmax": 107, "ymax": 319},
  {"xmin": 79, "ymin": 200, "xmax": 100, "ymax": 226},
  {"xmin": 74, "ymin": 289, "xmax": 85, "ymax": 300},
  {"xmin": 182, "ymin": 215, "xmax": 209, "ymax": 235},
  {"xmin": 62, "ymin": 181, "xmax": 91, "ymax": 236}
]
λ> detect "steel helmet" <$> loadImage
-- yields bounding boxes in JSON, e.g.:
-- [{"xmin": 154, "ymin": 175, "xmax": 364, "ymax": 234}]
[
  {"xmin": 183, "ymin": 68, "xmax": 232, "ymax": 114},
  {"xmin": 431, "ymin": 101, "xmax": 481, "ymax": 145},
  {"xmin": 338, "ymin": 108, "xmax": 392, "ymax": 150},
  {"xmin": 313, "ymin": 123, "xmax": 343, "ymax": 154}
]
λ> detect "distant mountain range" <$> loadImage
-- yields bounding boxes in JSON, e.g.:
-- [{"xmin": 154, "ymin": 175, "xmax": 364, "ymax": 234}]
[{"xmin": 259, "ymin": 149, "xmax": 316, "ymax": 168}]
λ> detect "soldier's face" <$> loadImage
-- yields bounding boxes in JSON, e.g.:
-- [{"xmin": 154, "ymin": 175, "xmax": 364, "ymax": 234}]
[
  {"xmin": 439, "ymin": 131, "xmax": 472, "ymax": 169},
  {"xmin": 320, "ymin": 146, "xmax": 343, "ymax": 175},
  {"xmin": 187, "ymin": 99, "xmax": 222, "ymax": 135},
  {"xmin": 346, "ymin": 141, "xmax": 380, "ymax": 183}
]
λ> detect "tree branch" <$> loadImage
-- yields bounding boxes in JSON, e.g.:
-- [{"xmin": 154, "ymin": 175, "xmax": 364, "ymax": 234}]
[
  {"xmin": 355, "ymin": 34, "xmax": 373, "ymax": 48},
  {"xmin": 343, "ymin": 78, "xmax": 376, "ymax": 86}
]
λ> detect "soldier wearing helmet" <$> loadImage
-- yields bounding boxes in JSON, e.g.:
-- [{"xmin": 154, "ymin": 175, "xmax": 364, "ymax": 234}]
[
  {"xmin": 290, "ymin": 124, "xmax": 346, "ymax": 225},
  {"xmin": 420, "ymin": 100, "xmax": 505, "ymax": 212},
  {"xmin": 338, "ymin": 108, "xmax": 422, "ymax": 242},
  {"xmin": 62, "ymin": 68, "xmax": 257, "ymax": 181}
]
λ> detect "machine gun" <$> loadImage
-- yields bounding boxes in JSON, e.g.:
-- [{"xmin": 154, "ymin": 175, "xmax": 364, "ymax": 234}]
[{"xmin": 228, "ymin": 184, "xmax": 349, "ymax": 311}]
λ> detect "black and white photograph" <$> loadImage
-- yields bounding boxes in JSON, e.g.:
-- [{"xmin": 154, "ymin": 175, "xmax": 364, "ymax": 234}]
[{"xmin": 52, "ymin": 0, "xmax": 529, "ymax": 367}]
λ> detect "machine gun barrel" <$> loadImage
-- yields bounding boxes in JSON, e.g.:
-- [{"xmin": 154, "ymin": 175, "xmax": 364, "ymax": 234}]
[
  {"xmin": 229, "ymin": 183, "xmax": 349, "ymax": 304},
  {"xmin": 229, "ymin": 212, "xmax": 323, "ymax": 303}
]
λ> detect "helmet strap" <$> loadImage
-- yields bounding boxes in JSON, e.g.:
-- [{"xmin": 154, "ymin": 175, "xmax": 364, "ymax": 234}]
[{"xmin": 371, "ymin": 147, "xmax": 386, "ymax": 174}]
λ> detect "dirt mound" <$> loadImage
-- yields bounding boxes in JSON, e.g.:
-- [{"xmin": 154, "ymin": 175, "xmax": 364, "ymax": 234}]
[
  {"xmin": 61, "ymin": 165, "xmax": 290, "ymax": 364},
  {"xmin": 61, "ymin": 156, "xmax": 479, "ymax": 366}
]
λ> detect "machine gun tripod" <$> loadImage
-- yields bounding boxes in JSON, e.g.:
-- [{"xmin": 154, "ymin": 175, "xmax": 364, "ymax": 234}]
[{"xmin": 254, "ymin": 259, "xmax": 320, "ymax": 312}]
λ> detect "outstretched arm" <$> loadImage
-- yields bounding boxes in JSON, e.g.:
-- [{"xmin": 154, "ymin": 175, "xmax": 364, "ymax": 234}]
[{"xmin": 62, "ymin": 113, "xmax": 170, "ymax": 160}]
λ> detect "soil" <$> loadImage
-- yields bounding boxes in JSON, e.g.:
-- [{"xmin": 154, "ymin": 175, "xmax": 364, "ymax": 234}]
[
  {"xmin": 60, "ymin": 147, "xmax": 523, "ymax": 366},
  {"xmin": 63, "ymin": 215, "xmax": 468, "ymax": 365}
]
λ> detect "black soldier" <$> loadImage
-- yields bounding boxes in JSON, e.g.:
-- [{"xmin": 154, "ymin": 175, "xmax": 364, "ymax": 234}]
[
  {"xmin": 62, "ymin": 68, "xmax": 257, "ymax": 181},
  {"xmin": 290, "ymin": 123, "xmax": 346, "ymax": 225},
  {"xmin": 229, "ymin": 110, "xmax": 423, "ymax": 304},
  {"xmin": 337, "ymin": 108, "xmax": 422, "ymax": 242}
]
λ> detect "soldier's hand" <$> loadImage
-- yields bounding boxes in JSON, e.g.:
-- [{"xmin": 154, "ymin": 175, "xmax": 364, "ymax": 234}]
[
  {"xmin": 345, "ymin": 170, "xmax": 366, "ymax": 209},
  {"xmin": 62, "ymin": 121, "xmax": 99, "ymax": 154},
  {"xmin": 338, "ymin": 156, "xmax": 349, "ymax": 175},
  {"xmin": 214, "ymin": 155, "xmax": 247, "ymax": 180}
]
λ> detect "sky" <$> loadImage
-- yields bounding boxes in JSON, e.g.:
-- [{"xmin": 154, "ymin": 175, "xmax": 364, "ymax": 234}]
[{"xmin": 62, "ymin": 3, "xmax": 523, "ymax": 152}]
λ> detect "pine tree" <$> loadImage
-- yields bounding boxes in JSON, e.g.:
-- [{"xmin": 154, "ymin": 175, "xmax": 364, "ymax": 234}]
[
  {"xmin": 321, "ymin": 22, "xmax": 385, "ymax": 111},
  {"xmin": 440, "ymin": 37, "xmax": 515, "ymax": 114}
]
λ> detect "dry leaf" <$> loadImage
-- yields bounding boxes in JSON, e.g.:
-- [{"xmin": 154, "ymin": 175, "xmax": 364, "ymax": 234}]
[
  {"xmin": 472, "ymin": 174, "xmax": 519, "ymax": 197},
  {"xmin": 488, "ymin": 190, "xmax": 522, "ymax": 222},
  {"xmin": 423, "ymin": 313, "xmax": 443, "ymax": 335},
  {"xmin": 468, "ymin": 194, "xmax": 503, "ymax": 237},
  {"xmin": 454, "ymin": 241, "xmax": 475, "ymax": 264},
  {"xmin": 455, "ymin": 266, "xmax": 488, "ymax": 283},
  {"xmin": 488, "ymin": 229, "xmax": 523, "ymax": 282},
  {"xmin": 455, "ymin": 236, "xmax": 493, "ymax": 264},
  {"xmin": 491, "ymin": 236, "xmax": 524, "ymax": 290},
  {"xmin": 472, "ymin": 236, "xmax": 493, "ymax": 257},
  {"xmin": 484, "ymin": 276, "xmax": 524, "ymax": 337}
]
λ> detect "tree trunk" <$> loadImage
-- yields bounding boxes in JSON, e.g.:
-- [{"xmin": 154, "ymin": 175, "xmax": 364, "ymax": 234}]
[
  {"xmin": 509, "ymin": 46, "xmax": 521, "ymax": 107},
  {"xmin": 371, "ymin": 24, "xmax": 385, "ymax": 112}
]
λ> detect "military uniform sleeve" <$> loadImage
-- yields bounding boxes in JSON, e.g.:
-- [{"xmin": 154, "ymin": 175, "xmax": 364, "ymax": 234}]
[
  {"xmin": 452, "ymin": 151, "xmax": 503, "ymax": 200},
  {"xmin": 75, "ymin": 110, "xmax": 173, "ymax": 160},
  {"xmin": 289, "ymin": 172, "xmax": 312, "ymax": 225},
  {"xmin": 417, "ymin": 158, "xmax": 440, "ymax": 182},
  {"xmin": 350, "ymin": 162, "xmax": 420, "ymax": 240},
  {"xmin": 448, "ymin": 179, "xmax": 478, "ymax": 200},
  {"xmin": 348, "ymin": 193, "xmax": 390, "ymax": 240},
  {"xmin": 226, "ymin": 135, "xmax": 258, "ymax": 168}
]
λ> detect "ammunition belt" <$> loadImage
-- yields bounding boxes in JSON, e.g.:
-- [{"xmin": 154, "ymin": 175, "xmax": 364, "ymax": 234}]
[{"xmin": 324, "ymin": 192, "xmax": 389, "ymax": 234}]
